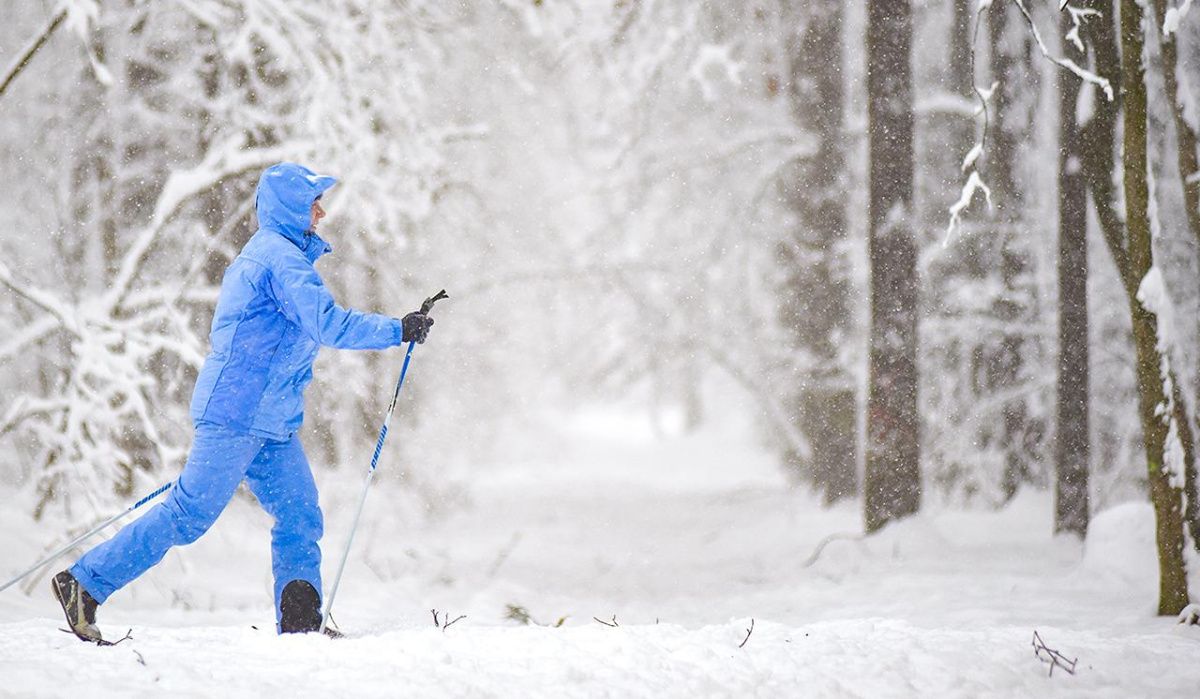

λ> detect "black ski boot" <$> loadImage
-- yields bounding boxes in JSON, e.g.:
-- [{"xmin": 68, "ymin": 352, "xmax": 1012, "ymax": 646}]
[
  {"xmin": 279, "ymin": 580, "xmax": 342, "ymax": 638},
  {"xmin": 51, "ymin": 570, "xmax": 103, "ymax": 643}
]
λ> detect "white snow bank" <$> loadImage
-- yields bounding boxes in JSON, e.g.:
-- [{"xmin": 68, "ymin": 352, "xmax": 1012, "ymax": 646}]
[
  {"xmin": 1082, "ymin": 502, "xmax": 1159, "ymax": 605},
  {"xmin": 0, "ymin": 617, "xmax": 1197, "ymax": 699},
  {"xmin": 4, "ymin": 423, "xmax": 1199, "ymax": 697}
]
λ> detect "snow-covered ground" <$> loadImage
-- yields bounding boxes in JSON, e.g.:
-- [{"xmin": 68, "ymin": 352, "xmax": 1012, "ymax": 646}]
[{"xmin": 1, "ymin": 411, "xmax": 1198, "ymax": 698}]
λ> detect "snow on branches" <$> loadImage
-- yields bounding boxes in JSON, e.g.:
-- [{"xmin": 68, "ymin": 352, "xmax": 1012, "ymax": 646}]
[
  {"xmin": 1013, "ymin": 1, "xmax": 1112, "ymax": 100},
  {"xmin": 0, "ymin": 140, "xmax": 281, "ymax": 517},
  {"xmin": 1137, "ymin": 267, "xmax": 1188, "ymax": 490},
  {"xmin": 1162, "ymin": 0, "xmax": 1194, "ymax": 36},
  {"xmin": 0, "ymin": 1, "xmax": 455, "ymax": 518},
  {"xmin": 946, "ymin": 1, "xmax": 1115, "ymax": 241}
]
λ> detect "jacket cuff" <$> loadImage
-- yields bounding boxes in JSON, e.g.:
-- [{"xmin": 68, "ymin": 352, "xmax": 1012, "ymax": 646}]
[{"xmin": 393, "ymin": 318, "xmax": 405, "ymax": 345}]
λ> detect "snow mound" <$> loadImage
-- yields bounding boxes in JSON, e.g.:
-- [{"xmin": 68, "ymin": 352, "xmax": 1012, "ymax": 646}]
[
  {"xmin": 2, "ymin": 617, "xmax": 1198, "ymax": 698},
  {"xmin": 1082, "ymin": 502, "xmax": 1158, "ymax": 601}
]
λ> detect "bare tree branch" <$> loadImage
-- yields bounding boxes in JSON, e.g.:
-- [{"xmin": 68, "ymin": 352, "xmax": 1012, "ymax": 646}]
[
  {"xmin": 103, "ymin": 138, "xmax": 289, "ymax": 314},
  {"xmin": 1013, "ymin": 0, "xmax": 1114, "ymax": 100},
  {"xmin": 945, "ymin": 1, "xmax": 997, "ymax": 238},
  {"xmin": 0, "ymin": 315, "xmax": 60, "ymax": 363},
  {"xmin": 0, "ymin": 260, "xmax": 77, "ymax": 334},
  {"xmin": 950, "ymin": 1, "xmax": 1118, "ymax": 239},
  {"xmin": 0, "ymin": 5, "xmax": 67, "ymax": 99}
]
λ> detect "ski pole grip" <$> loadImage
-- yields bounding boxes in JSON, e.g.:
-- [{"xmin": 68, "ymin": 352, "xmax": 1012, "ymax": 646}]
[{"xmin": 420, "ymin": 289, "xmax": 449, "ymax": 315}]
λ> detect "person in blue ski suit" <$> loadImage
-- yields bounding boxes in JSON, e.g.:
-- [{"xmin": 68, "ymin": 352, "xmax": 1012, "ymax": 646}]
[{"xmin": 51, "ymin": 162, "xmax": 434, "ymax": 639}]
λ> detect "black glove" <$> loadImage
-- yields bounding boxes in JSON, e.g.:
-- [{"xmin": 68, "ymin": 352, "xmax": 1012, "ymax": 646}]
[{"xmin": 401, "ymin": 311, "xmax": 434, "ymax": 344}]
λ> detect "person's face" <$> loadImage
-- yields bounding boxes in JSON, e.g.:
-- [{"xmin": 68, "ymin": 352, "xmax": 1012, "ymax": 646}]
[{"xmin": 310, "ymin": 198, "xmax": 326, "ymax": 231}]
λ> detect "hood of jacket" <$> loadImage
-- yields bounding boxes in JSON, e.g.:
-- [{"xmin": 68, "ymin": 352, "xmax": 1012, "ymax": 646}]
[{"xmin": 255, "ymin": 162, "xmax": 337, "ymax": 259}]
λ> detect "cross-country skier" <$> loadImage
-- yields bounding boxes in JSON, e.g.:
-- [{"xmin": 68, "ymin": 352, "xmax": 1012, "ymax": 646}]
[{"xmin": 50, "ymin": 162, "xmax": 434, "ymax": 641}]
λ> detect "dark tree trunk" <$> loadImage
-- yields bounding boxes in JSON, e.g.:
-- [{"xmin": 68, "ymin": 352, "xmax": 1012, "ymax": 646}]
[
  {"xmin": 864, "ymin": 0, "xmax": 919, "ymax": 533},
  {"xmin": 1054, "ymin": 7, "xmax": 1090, "ymax": 538},
  {"xmin": 1079, "ymin": 1, "xmax": 1130, "ymax": 295},
  {"xmin": 948, "ymin": 0, "xmax": 973, "ymax": 97},
  {"xmin": 778, "ymin": 1, "xmax": 857, "ymax": 504},
  {"xmin": 1120, "ymin": 0, "xmax": 1190, "ymax": 616}
]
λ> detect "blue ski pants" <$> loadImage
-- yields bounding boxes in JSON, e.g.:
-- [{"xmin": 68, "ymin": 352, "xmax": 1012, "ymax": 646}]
[{"xmin": 70, "ymin": 421, "xmax": 323, "ymax": 624}]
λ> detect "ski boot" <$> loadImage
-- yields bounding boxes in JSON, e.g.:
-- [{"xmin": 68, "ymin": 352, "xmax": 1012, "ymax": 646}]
[
  {"xmin": 280, "ymin": 580, "xmax": 342, "ymax": 638},
  {"xmin": 51, "ymin": 570, "xmax": 104, "ymax": 644}
]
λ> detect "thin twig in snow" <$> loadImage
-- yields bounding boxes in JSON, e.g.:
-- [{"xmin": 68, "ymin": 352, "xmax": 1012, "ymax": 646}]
[
  {"xmin": 593, "ymin": 615, "xmax": 619, "ymax": 628},
  {"xmin": 109, "ymin": 629, "xmax": 135, "ymax": 646},
  {"xmin": 432, "ymin": 609, "xmax": 466, "ymax": 632},
  {"xmin": 1032, "ymin": 630, "xmax": 1078, "ymax": 677},
  {"xmin": 801, "ymin": 532, "xmax": 867, "ymax": 568},
  {"xmin": 739, "ymin": 619, "xmax": 755, "ymax": 648}
]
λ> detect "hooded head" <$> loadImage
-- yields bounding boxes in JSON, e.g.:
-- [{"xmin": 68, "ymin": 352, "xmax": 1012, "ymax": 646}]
[{"xmin": 255, "ymin": 163, "xmax": 337, "ymax": 245}]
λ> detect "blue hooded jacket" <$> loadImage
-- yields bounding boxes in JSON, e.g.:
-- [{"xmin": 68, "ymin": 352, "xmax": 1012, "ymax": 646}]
[{"xmin": 190, "ymin": 163, "xmax": 403, "ymax": 439}]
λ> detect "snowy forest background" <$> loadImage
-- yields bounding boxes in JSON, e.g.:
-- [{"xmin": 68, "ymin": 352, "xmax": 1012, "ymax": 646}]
[{"xmin": 2, "ymin": 0, "xmax": 1200, "ymax": 626}]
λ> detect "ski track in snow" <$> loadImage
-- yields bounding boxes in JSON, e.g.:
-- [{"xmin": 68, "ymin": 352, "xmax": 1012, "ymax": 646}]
[{"xmin": 2, "ymin": 414, "xmax": 1199, "ymax": 697}]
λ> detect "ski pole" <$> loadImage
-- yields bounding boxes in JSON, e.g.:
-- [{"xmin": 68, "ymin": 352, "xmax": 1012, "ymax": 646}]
[
  {"xmin": 321, "ymin": 289, "xmax": 448, "ymax": 634},
  {"xmin": 0, "ymin": 480, "xmax": 173, "ymax": 594}
]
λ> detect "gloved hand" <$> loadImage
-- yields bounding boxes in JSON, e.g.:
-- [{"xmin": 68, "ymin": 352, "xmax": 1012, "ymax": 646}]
[{"xmin": 400, "ymin": 311, "xmax": 434, "ymax": 344}]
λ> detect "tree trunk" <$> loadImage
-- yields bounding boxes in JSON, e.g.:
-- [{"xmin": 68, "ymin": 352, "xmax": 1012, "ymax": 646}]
[
  {"xmin": 1078, "ymin": 2, "xmax": 1131, "ymax": 296},
  {"xmin": 1152, "ymin": 0, "xmax": 1200, "ymax": 552},
  {"xmin": 1055, "ymin": 7, "xmax": 1090, "ymax": 538},
  {"xmin": 1169, "ymin": 377, "xmax": 1200, "ymax": 551},
  {"xmin": 1151, "ymin": 0, "xmax": 1200, "ymax": 247},
  {"xmin": 1120, "ymin": 0, "xmax": 1190, "ymax": 616},
  {"xmin": 949, "ymin": 0, "xmax": 973, "ymax": 98},
  {"xmin": 779, "ymin": 1, "xmax": 857, "ymax": 504},
  {"xmin": 989, "ymin": 0, "xmax": 1041, "ymax": 502},
  {"xmin": 864, "ymin": 0, "xmax": 920, "ymax": 533}
]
